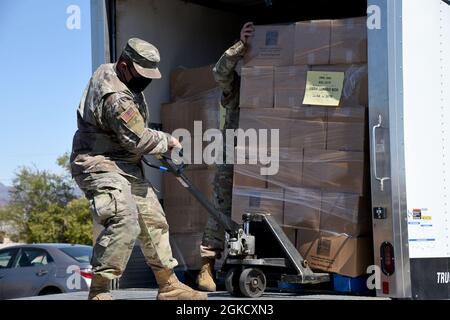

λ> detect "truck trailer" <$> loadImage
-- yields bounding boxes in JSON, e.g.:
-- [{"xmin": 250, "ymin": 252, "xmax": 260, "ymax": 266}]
[{"xmin": 90, "ymin": 0, "xmax": 450, "ymax": 299}]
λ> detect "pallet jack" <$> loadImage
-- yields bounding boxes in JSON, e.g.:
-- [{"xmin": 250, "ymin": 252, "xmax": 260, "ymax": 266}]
[{"xmin": 144, "ymin": 153, "xmax": 330, "ymax": 298}]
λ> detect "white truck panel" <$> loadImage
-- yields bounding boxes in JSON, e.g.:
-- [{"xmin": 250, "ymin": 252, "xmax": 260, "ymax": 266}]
[{"xmin": 403, "ymin": 0, "xmax": 450, "ymax": 258}]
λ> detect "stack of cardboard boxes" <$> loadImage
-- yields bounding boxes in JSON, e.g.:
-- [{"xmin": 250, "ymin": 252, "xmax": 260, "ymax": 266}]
[
  {"xmin": 161, "ymin": 65, "xmax": 220, "ymax": 269},
  {"xmin": 160, "ymin": 17, "xmax": 373, "ymax": 277},
  {"xmin": 232, "ymin": 17, "xmax": 373, "ymax": 277}
]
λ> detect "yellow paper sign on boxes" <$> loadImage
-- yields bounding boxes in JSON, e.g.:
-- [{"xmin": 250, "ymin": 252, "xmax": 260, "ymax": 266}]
[{"xmin": 303, "ymin": 71, "xmax": 345, "ymax": 106}]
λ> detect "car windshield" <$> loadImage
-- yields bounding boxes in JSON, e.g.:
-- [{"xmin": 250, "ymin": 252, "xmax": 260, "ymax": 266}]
[{"xmin": 59, "ymin": 246, "xmax": 92, "ymax": 264}]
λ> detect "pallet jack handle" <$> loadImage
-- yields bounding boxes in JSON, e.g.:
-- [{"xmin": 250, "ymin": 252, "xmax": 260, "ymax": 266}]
[{"xmin": 142, "ymin": 151, "xmax": 241, "ymax": 235}]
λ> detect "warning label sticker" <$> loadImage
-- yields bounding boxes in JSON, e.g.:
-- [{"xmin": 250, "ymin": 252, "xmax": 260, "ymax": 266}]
[{"xmin": 408, "ymin": 208, "xmax": 437, "ymax": 255}]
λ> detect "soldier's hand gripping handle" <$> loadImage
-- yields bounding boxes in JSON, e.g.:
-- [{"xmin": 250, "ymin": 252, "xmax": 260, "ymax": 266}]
[{"xmin": 168, "ymin": 136, "xmax": 182, "ymax": 150}]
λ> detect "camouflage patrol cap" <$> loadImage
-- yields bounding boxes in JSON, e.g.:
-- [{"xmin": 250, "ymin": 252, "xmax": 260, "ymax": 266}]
[{"xmin": 122, "ymin": 38, "xmax": 162, "ymax": 79}]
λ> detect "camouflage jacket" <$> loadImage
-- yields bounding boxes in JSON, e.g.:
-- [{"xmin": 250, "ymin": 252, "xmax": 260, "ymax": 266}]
[
  {"xmin": 213, "ymin": 40, "xmax": 247, "ymax": 130},
  {"xmin": 70, "ymin": 63, "xmax": 171, "ymax": 178}
]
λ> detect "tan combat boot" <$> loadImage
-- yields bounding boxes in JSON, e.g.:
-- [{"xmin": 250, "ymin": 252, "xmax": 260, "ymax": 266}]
[
  {"xmin": 197, "ymin": 258, "xmax": 216, "ymax": 292},
  {"xmin": 88, "ymin": 274, "xmax": 113, "ymax": 300},
  {"xmin": 155, "ymin": 269, "xmax": 208, "ymax": 300}
]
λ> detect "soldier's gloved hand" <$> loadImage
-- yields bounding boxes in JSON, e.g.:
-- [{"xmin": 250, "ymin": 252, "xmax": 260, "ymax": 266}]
[
  {"xmin": 168, "ymin": 136, "xmax": 182, "ymax": 150},
  {"xmin": 240, "ymin": 22, "xmax": 255, "ymax": 44}
]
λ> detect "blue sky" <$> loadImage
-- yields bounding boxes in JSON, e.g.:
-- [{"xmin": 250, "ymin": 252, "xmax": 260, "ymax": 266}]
[{"xmin": 0, "ymin": 0, "xmax": 92, "ymax": 185}]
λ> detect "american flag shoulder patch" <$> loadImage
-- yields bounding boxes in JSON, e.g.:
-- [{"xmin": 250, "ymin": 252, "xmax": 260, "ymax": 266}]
[{"xmin": 120, "ymin": 107, "xmax": 137, "ymax": 124}]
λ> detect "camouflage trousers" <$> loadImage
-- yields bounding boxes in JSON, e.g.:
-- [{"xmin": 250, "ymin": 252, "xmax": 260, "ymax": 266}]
[
  {"xmin": 200, "ymin": 164, "xmax": 233, "ymax": 259},
  {"xmin": 75, "ymin": 171, "xmax": 178, "ymax": 280}
]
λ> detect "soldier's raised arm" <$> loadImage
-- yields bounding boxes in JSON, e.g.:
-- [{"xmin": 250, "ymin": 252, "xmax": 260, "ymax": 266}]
[{"xmin": 213, "ymin": 22, "xmax": 254, "ymax": 108}]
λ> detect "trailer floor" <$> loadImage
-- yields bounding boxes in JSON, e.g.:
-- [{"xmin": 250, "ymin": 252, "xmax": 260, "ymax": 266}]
[{"xmin": 15, "ymin": 289, "xmax": 389, "ymax": 300}]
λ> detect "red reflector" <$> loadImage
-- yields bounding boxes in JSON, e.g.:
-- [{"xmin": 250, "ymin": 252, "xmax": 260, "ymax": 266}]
[
  {"xmin": 382, "ymin": 281, "xmax": 389, "ymax": 294},
  {"xmin": 380, "ymin": 242, "xmax": 395, "ymax": 276},
  {"xmin": 80, "ymin": 271, "xmax": 93, "ymax": 279}
]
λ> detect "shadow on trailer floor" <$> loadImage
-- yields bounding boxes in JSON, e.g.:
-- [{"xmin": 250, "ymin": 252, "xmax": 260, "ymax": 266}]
[{"xmin": 14, "ymin": 289, "xmax": 389, "ymax": 300}]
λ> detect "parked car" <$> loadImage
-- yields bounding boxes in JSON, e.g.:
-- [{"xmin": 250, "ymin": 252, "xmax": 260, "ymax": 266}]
[{"xmin": 0, "ymin": 244, "xmax": 93, "ymax": 299}]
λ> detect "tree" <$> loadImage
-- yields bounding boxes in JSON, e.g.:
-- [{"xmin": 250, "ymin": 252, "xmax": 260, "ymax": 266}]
[{"xmin": 0, "ymin": 153, "xmax": 92, "ymax": 244}]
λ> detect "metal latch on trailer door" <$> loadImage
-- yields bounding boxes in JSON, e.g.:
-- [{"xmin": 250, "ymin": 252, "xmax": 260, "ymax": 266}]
[{"xmin": 373, "ymin": 207, "xmax": 387, "ymax": 219}]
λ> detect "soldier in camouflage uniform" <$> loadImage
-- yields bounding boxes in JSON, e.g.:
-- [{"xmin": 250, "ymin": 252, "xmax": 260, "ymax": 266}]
[
  {"xmin": 197, "ymin": 23, "xmax": 255, "ymax": 292},
  {"xmin": 71, "ymin": 38, "xmax": 207, "ymax": 300}
]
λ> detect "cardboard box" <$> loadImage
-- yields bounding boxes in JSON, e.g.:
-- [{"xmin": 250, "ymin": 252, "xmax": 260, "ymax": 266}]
[
  {"xmin": 233, "ymin": 164, "xmax": 267, "ymax": 189},
  {"xmin": 161, "ymin": 89, "xmax": 221, "ymax": 134},
  {"xmin": 327, "ymin": 106, "xmax": 366, "ymax": 122},
  {"xmin": 239, "ymin": 108, "xmax": 291, "ymax": 148},
  {"xmin": 327, "ymin": 122, "xmax": 366, "ymax": 152},
  {"xmin": 290, "ymin": 106, "xmax": 328, "ymax": 121},
  {"xmin": 326, "ymin": 107, "xmax": 367, "ymax": 152},
  {"xmin": 164, "ymin": 204, "xmax": 208, "ymax": 234},
  {"xmin": 164, "ymin": 168, "xmax": 216, "ymax": 233},
  {"xmin": 245, "ymin": 24, "xmax": 295, "ymax": 66},
  {"xmin": 294, "ymin": 18, "xmax": 367, "ymax": 66},
  {"xmin": 267, "ymin": 148, "xmax": 303, "ymax": 188},
  {"xmin": 302, "ymin": 149, "xmax": 365, "ymax": 194},
  {"xmin": 283, "ymin": 227, "xmax": 297, "ymax": 245},
  {"xmin": 231, "ymin": 187, "xmax": 284, "ymax": 225},
  {"xmin": 239, "ymin": 107, "xmax": 327, "ymax": 149},
  {"xmin": 171, "ymin": 232, "xmax": 203, "ymax": 270},
  {"xmin": 170, "ymin": 65, "xmax": 217, "ymax": 101},
  {"xmin": 240, "ymin": 67, "xmax": 274, "ymax": 108},
  {"xmin": 274, "ymin": 66, "xmax": 309, "ymax": 108},
  {"xmin": 294, "ymin": 20, "xmax": 332, "ymax": 65},
  {"xmin": 233, "ymin": 145, "xmax": 272, "ymax": 164},
  {"xmin": 267, "ymin": 160, "xmax": 302, "ymax": 189},
  {"xmin": 330, "ymin": 17, "xmax": 368, "ymax": 65},
  {"xmin": 320, "ymin": 192, "xmax": 371, "ymax": 236},
  {"xmin": 289, "ymin": 119, "xmax": 327, "ymax": 150},
  {"xmin": 296, "ymin": 228, "xmax": 373, "ymax": 277},
  {"xmin": 162, "ymin": 90, "xmax": 221, "ymax": 157},
  {"xmin": 233, "ymin": 145, "xmax": 277, "ymax": 187},
  {"xmin": 284, "ymin": 187, "xmax": 321, "ymax": 230},
  {"xmin": 311, "ymin": 64, "xmax": 368, "ymax": 107}
]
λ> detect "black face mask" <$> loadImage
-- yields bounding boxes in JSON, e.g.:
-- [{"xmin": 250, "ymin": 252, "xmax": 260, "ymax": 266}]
[
  {"xmin": 120, "ymin": 63, "xmax": 152, "ymax": 93},
  {"xmin": 127, "ymin": 76, "xmax": 152, "ymax": 93}
]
